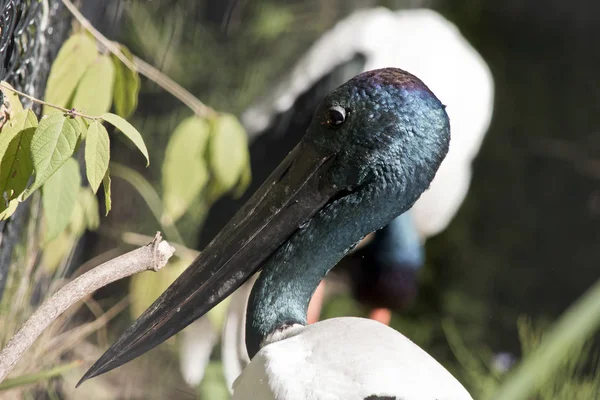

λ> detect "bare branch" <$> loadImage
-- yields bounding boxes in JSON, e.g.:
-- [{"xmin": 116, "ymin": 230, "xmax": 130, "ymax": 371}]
[{"xmin": 0, "ymin": 232, "xmax": 175, "ymax": 383}]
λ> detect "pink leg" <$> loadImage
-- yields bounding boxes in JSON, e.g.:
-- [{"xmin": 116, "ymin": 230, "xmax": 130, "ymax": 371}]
[
  {"xmin": 368, "ymin": 308, "xmax": 392, "ymax": 325},
  {"xmin": 307, "ymin": 281, "xmax": 327, "ymax": 324}
]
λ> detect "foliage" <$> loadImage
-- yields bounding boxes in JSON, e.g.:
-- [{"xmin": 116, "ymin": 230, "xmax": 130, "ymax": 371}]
[
  {"xmin": 0, "ymin": 7, "xmax": 253, "ymax": 394},
  {"xmin": 0, "ymin": 30, "xmax": 147, "ymax": 246}
]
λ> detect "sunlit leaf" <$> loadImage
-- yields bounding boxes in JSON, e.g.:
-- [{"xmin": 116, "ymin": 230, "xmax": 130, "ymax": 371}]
[
  {"xmin": 162, "ymin": 116, "xmax": 209, "ymax": 222},
  {"xmin": 112, "ymin": 46, "xmax": 141, "ymax": 119},
  {"xmin": 102, "ymin": 168, "xmax": 111, "ymax": 216},
  {"xmin": 68, "ymin": 198, "xmax": 86, "ymax": 238},
  {"xmin": 79, "ymin": 187, "xmax": 100, "ymax": 231},
  {"xmin": 101, "ymin": 113, "xmax": 149, "ymax": 166},
  {"xmin": 84, "ymin": 120, "xmax": 110, "ymax": 193},
  {"xmin": 41, "ymin": 230, "xmax": 74, "ymax": 273},
  {"xmin": 208, "ymin": 113, "xmax": 250, "ymax": 198},
  {"xmin": 43, "ymin": 33, "xmax": 99, "ymax": 114},
  {"xmin": 76, "ymin": 116, "xmax": 89, "ymax": 140},
  {"xmin": 68, "ymin": 187, "xmax": 99, "ymax": 237},
  {"xmin": 234, "ymin": 165, "xmax": 252, "ymax": 199},
  {"xmin": 0, "ymin": 81, "xmax": 24, "ymax": 115},
  {"xmin": 0, "ymin": 110, "xmax": 38, "ymax": 211},
  {"xmin": 42, "ymin": 158, "xmax": 81, "ymax": 241},
  {"xmin": 71, "ymin": 55, "xmax": 115, "ymax": 116},
  {"xmin": 0, "ymin": 199, "xmax": 19, "ymax": 221},
  {"xmin": 130, "ymin": 257, "xmax": 189, "ymax": 319},
  {"xmin": 25, "ymin": 114, "xmax": 80, "ymax": 198}
]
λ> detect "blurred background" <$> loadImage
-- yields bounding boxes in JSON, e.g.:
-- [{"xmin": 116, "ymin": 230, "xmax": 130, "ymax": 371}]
[{"xmin": 1, "ymin": 0, "xmax": 600, "ymax": 398}]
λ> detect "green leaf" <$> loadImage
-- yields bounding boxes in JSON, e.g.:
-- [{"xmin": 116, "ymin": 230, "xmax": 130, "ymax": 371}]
[
  {"xmin": 43, "ymin": 33, "xmax": 99, "ymax": 114},
  {"xmin": 41, "ymin": 230, "xmax": 74, "ymax": 273},
  {"xmin": 207, "ymin": 113, "xmax": 250, "ymax": 198},
  {"xmin": 71, "ymin": 54, "xmax": 115, "ymax": 116},
  {"xmin": 79, "ymin": 187, "xmax": 100, "ymax": 231},
  {"xmin": 76, "ymin": 117, "xmax": 89, "ymax": 140},
  {"xmin": 102, "ymin": 168, "xmax": 111, "ymax": 216},
  {"xmin": 101, "ymin": 113, "xmax": 149, "ymax": 166},
  {"xmin": 0, "ymin": 81, "xmax": 24, "ymax": 115},
  {"xmin": 84, "ymin": 120, "xmax": 110, "ymax": 193},
  {"xmin": 234, "ymin": 165, "xmax": 252, "ymax": 199},
  {"xmin": 69, "ymin": 187, "xmax": 99, "ymax": 237},
  {"xmin": 0, "ymin": 110, "xmax": 38, "ymax": 211},
  {"xmin": 162, "ymin": 117, "xmax": 210, "ymax": 222},
  {"xmin": 68, "ymin": 198, "xmax": 86, "ymax": 238},
  {"xmin": 112, "ymin": 47, "xmax": 141, "ymax": 119},
  {"xmin": 42, "ymin": 158, "xmax": 81, "ymax": 241},
  {"xmin": 25, "ymin": 114, "xmax": 80, "ymax": 198},
  {"xmin": 0, "ymin": 199, "xmax": 19, "ymax": 221}
]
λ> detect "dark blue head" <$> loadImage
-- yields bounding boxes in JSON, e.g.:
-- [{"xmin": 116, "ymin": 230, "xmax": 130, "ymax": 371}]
[
  {"xmin": 305, "ymin": 68, "xmax": 450, "ymax": 219},
  {"xmin": 79, "ymin": 68, "xmax": 450, "ymax": 383}
]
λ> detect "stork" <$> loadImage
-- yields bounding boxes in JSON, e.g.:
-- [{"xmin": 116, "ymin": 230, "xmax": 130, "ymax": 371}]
[
  {"xmin": 189, "ymin": 7, "xmax": 494, "ymax": 390},
  {"xmin": 78, "ymin": 67, "xmax": 473, "ymax": 399}
]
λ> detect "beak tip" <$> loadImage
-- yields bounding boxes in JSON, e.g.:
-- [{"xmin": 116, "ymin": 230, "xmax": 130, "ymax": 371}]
[
  {"xmin": 76, "ymin": 355, "xmax": 114, "ymax": 388},
  {"xmin": 76, "ymin": 368, "xmax": 99, "ymax": 388},
  {"xmin": 76, "ymin": 372, "xmax": 91, "ymax": 388}
]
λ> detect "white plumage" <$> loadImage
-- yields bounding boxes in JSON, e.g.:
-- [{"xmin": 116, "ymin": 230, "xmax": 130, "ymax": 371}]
[
  {"xmin": 232, "ymin": 318, "xmax": 472, "ymax": 400},
  {"xmin": 181, "ymin": 7, "xmax": 493, "ymax": 398}
]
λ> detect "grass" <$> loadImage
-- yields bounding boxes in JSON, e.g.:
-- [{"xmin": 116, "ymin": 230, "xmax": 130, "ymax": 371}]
[{"xmin": 444, "ymin": 316, "xmax": 600, "ymax": 400}]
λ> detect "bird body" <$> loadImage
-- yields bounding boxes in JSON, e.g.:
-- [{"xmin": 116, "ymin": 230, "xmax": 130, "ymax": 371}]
[
  {"xmin": 232, "ymin": 318, "xmax": 471, "ymax": 400},
  {"xmin": 81, "ymin": 67, "xmax": 472, "ymax": 399}
]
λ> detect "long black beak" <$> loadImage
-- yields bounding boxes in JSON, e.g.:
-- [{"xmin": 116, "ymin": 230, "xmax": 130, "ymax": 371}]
[{"xmin": 78, "ymin": 142, "xmax": 340, "ymax": 386}]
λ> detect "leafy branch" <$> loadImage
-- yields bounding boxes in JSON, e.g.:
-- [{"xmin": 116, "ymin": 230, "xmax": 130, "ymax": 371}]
[
  {"xmin": 60, "ymin": 0, "xmax": 215, "ymax": 118},
  {"xmin": 0, "ymin": 83, "xmax": 99, "ymax": 121}
]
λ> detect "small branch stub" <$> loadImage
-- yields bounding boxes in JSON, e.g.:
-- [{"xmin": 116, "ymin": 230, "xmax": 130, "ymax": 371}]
[{"xmin": 0, "ymin": 232, "xmax": 175, "ymax": 383}]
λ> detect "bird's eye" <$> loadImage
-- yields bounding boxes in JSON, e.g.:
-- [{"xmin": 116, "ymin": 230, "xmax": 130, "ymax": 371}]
[{"xmin": 325, "ymin": 106, "xmax": 346, "ymax": 128}]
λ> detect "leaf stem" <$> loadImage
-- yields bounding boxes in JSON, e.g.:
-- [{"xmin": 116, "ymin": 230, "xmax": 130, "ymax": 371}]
[
  {"xmin": 0, "ymin": 83, "xmax": 100, "ymax": 121},
  {"xmin": 60, "ymin": 0, "xmax": 216, "ymax": 118}
]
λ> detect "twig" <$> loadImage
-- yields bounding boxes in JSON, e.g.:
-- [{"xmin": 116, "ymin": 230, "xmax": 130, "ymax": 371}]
[
  {"xmin": 0, "ymin": 83, "xmax": 100, "ymax": 120},
  {"xmin": 0, "ymin": 232, "xmax": 175, "ymax": 383},
  {"xmin": 61, "ymin": 0, "xmax": 216, "ymax": 118},
  {"xmin": 121, "ymin": 231, "xmax": 199, "ymax": 260}
]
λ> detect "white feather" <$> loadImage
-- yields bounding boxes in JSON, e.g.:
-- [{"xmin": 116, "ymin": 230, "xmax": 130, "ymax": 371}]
[{"xmin": 232, "ymin": 318, "xmax": 473, "ymax": 400}]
